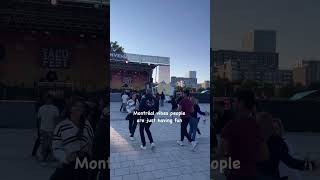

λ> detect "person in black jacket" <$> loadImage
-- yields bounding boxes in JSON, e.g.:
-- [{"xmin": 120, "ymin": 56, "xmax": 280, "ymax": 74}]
[
  {"xmin": 138, "ymin": 89, "xmax": 159, "ymax": 150},
  {"xmin": 256, "ymin": 112, "xmax": 317, "ymax": 179},
  {"xmin": 160, "ymin": 92, "xmax": 165, "ymax": 107},
  {"xmin": 91, "ymin": 106, "xmax": 109, "ymax": 180},
  {"xmin": 168, "ymin": 95, "xmax": 178, "ymax": 115}
]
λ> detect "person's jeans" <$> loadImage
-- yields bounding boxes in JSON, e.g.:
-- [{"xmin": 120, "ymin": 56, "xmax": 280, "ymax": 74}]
[
  {"xmin": 160, "ymin": 99, "xmax": 164, "ymax": 106},
  {"xmin": 181, "ymin": 118, "xmax": 192, "ymax": 142},
  {"xmin": 140, "ymin": 122, "xmax": 153, "ymax": 146},
  {"xmin": 128, "ymin": 114, "xmax": 138, "ymax": 137},
  {"xmin": 120, "ymin": 103, "xmax": 127, "ymax": 112},
  {"xmin": 188, "ymin": 117, "xmax": 199, "ymax": 141}
]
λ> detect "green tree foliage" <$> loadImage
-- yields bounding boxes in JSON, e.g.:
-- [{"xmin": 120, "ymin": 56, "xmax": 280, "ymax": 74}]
[{"xmin": 110, "ymin": 41, "xmax": 124, "ymax": 53}]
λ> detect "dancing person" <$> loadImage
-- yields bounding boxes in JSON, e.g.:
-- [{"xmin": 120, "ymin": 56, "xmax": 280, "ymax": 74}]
[
  {"xmin": 60, "ymin": 93, "xmax": 74, "ymax": 121},
  {"xmin": 217, "ymin": 89, "xmax": 261, "ymax": 180},
  {"xmin": 120, "ymin": 92, "xmax": 129, "ymax": 112},
  {"xmin": 168, "ymin": 95, "xmax": 178, "ymax": 111},
  {"xmin": 138, "ymin": 89, "xmax": 159, "ymax": 150},
  {"xmin": 176, "ymin": 89, "xmax": 197, "ymax": 150},
  {"xmin": 37, "ymin": 95, "xmax": 60, "ymax": 165},
  {"xmin": 213, "ymin": 100, "xmax": 234, "ymax": 149},
  {"xmin": 256, "ymin": 113, "xmax": 317, "ymax": 180},
  {"xmin": 50, "ymin": 101, "xmax": 94, "ymax": 180},
  {"xmin": 32, "ymin": 97, "xmax": 44, "ymax": 157},
  {"xmin": 92, "ymin": 106, "xmax": 109, "ymax": 180},
  {"xmin": 189, "ymin": 97, "xmax": 209, "ymax": 141},
  {"xmin": 85, "ymin": 99, "xmax": 99, "ymax": 132},
  {"xmin": 160, "ymin": 92, "xmax": 165, "ymax": 107},
  {"xmin": 126, "ymin": 93, "xmax": 140, "ymax": 141}
]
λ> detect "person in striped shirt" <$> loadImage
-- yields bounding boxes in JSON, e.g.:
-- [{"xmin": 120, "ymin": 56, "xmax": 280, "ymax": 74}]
[{"xmin": 50, "ymin": 100, "xmax": 94, "ymax": 180}]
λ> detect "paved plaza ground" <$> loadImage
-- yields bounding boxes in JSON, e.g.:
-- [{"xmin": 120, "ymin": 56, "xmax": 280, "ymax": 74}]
[
  {"xmin": 110, "ymin": 102, "xmax": 211, "ymax": 180},
  {"xmin": 0, "ymin": 101, "xmax": 319, "ymax": 180}
]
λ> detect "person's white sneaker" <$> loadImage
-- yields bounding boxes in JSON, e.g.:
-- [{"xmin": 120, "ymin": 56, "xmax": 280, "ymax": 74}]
[
  {"xmin": 151, "ymin": 142, "xmax": 156, "ymax": 149},
  {"xmin": 140, "ymin": 145, "xmax": 147, "ymax": 150},
  {"xmin": 130, "ymin": 137, "xmax": 134, "ymax": 141},
  {"xmin": 177, "ymin": 140, "xmax": 184, "ymax": 146},
  {"xmin": 191, "ymin": 141, "xmax": 198, "ymax": 150}
]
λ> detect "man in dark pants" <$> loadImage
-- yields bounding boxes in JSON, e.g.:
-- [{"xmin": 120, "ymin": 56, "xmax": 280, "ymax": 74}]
[
  {"xmin": 32, "ymin": 115, "xmax": 41, "ymax": 157},
  {"xmin": 176, "ymin": 89, "xmax": 197, "ymax": 150},
  {"xmin": 91, "ymin": 107, "xmax": 109, "ymax": 180},
  {"xmin": 31, "ymin": 98, "xmax": 43, "ymax": 157},
  {"xmin": 138, "ymin": 89, "xmax": 159, "ymax": 150},
  {"xmin": 218, "ymin": 89, "xmax": 260, "ymax": 180},
  {"xmin": 212, "ymin": 101, "xmax": 234, "ymax": 149}
]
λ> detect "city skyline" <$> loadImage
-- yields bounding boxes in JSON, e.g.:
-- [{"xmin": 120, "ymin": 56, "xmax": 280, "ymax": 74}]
[
  {"xmin": 212, "ymin": 0, "xmax": 320, "ymax": 69},
  {"xmin": 111, "ymin": 0, "xmax": 210, "ymax": 83}
]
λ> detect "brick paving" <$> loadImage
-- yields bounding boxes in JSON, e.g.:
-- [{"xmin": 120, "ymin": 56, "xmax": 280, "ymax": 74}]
[{"xmin": 110, "ymin": 102, "xmax": 211, "ymax": 180}]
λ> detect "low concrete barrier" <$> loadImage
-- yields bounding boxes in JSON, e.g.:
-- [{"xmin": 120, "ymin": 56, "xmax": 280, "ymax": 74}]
[{"xmin": 0, "ymin": 100, "xmax": 37, "ymax": 129}]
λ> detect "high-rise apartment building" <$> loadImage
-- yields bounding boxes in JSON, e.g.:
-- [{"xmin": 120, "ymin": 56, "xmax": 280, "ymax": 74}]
[{"xmin": 242, "ymin": 30, "xmax": 277, "ymax": 53}]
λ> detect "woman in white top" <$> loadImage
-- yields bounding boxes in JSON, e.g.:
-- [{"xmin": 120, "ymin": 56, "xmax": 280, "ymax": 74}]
[
  {"xmin": 126, "ymin": 93, "xmax": 140, "ymax": 141},
  {"xmin": 50, "ymin": 101, "xmax": 94, "ymax": 180}
]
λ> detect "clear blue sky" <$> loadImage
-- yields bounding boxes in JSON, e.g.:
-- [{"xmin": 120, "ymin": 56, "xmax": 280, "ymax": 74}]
[
  {"xmin": 111, "ymin": 0, "xmax": 210, "ymax": 83},
  {"xmin": 212, "ymin": 0, "xmax": 320, "ymax": 69}
]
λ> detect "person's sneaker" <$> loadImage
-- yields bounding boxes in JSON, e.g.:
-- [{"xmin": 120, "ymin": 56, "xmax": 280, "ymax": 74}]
[
  {"xmin": 130, "ymin": 137, "xmax": 135, "ymax": 141},
  {"xmin": 140, "ymin": 145, "xmax": 147, "ymax": 150},
  {"xmin": 191, "ymin": 141, "xmax": 198, "ymax": 150},
  {"xmin": 151, "ymin": 143, "xmax": 156, "ymax": 149},
  {"xmin": 177, "ymin": 140, "xmax": 184, "ymax": 146}
]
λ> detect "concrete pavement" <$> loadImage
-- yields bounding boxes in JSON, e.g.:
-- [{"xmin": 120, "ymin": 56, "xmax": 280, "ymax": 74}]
[
  {"xmin": 0, "ymin": 101, "xmax": 319, "ymax": 180},
  {"xmin": 110, "ymin": 102, "xmax": 211, "ymax": 180}
]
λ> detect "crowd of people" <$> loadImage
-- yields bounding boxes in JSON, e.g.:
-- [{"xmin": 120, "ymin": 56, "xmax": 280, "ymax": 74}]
[
  {"xmin": 212, "ymin": 89, "xmax": 319, "ymax": 180},
  {"xmin": 121, "ymin": 89, "xmax": 209, "ymax": 151},
  {"xmin": 32, "ymin": 92, "xmax": 108, "ymax": 180}
]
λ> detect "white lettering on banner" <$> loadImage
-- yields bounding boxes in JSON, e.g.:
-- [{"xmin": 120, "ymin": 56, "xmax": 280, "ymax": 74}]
[
  {"xmin": 110, "ymin": 52, "xmax": 127, "ymax": 61},
  {"xmin": 42, "ymin": 48, "xmax": 70, "ymax": 68}
]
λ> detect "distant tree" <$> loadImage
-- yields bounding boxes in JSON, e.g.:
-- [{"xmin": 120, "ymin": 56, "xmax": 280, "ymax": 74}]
[
  {"xmin": 255, "ymin": 82, "xmax": 274, "ymax": 98},
  {"xmin": 307, "ymin": 81, "xmax": 320, "ymax": 90},
  {"xmin": 278, "ymin": 84, "xmax": 295, "ymax": 98},
  {"xmin": 110, "ymin": 41, "xmax": 124, "ymax": 53},
  {"xmin": 197, "ymin": 87, "xmax": 205, "ymax": 92}
]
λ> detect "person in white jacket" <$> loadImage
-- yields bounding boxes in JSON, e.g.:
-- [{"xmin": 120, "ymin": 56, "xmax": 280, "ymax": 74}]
[
  {"xmin": 50, "ymin": 101, "xmax": 93, "ymax": 180},
  {"xmin": 126, "ymin": 93, "xmax": 140, "ymax": 141}
]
